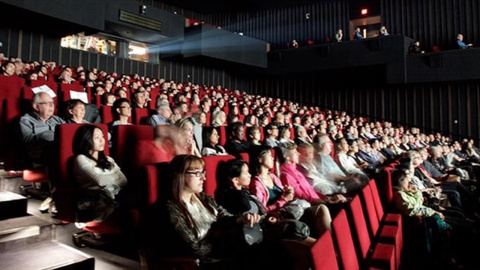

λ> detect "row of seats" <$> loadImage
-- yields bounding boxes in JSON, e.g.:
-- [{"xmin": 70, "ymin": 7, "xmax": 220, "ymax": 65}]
[{"xmin": 311, "ymin": 180, "xmax": 403, "ymax": 270}]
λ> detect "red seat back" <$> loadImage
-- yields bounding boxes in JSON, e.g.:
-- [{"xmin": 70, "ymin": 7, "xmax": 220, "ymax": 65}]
[
  {"xmin": 202, "ymin": 155, "xmax": 235, "ymax": 197},
  {"xmin": 132, "ymin": 108, "xmax": 150, "ymax": 125},
  {"xmin": 218, "ymin": 125, "xmax": 227, "ymax": 146},
  {"xmin": 311, "ymin": 230, "xmax": 339, "ymax": 270},
  {"xmin": 331, "ymin": 209, "xmax": 360, "ymax": 270},
  {"xmin": 0, "ymin": 75, "xmax": 23, "ymax": 99},
  {"xmin": 348, "ymin": 195, "xmax": 371, "ymax": 260},
  {"xmin": 100, "ymin": 106, "xmax": 114, "ymax": 125},
  {"xmin": 110, "ymin": 124, "xmax": 154, "ymax": 175}
]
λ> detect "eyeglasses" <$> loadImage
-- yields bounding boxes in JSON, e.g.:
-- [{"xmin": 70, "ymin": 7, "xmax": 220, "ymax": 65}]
[
  {"xmin": 120, "ymin": 106, "xmax": 132, "ymax": 109},
  {"xmin": 185, "ymin": 170, "xmax": 206, "ymax": 177},
  {"xmin": 38, "ymin": 101, "xmax": 55, "ymax": 106}
]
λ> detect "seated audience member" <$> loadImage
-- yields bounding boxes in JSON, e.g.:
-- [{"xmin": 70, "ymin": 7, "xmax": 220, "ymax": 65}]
[
  {"xmin": 64, "ymin": 99, "xmax": 88, "ymax": 123},
  {"xmin": 334, "ymin": 138, "xmax": 369, "ymax": 180},
  {"xmin": 150, "ymin": 155, "xmax": 261, "ymax": 266},
  {"xmin": 215, "ymin": 159, "xmax": 315, "ymax": 269},
  {"xmin": 131, "ymin": 90, "xmax": 148, "ymax": 109},
  {"xmin": 354, "ymin": 27, "xmax": 363, "ymax": 40},
  {"xmin": 246, "ymin": 125, "xmax": 262, "ymax": 146},
  {"xmin": 297, "ymin": 143, "xmax": 347, "ymax": 196},
  {"xmin": 427, "ymin": 146, "xmax": 470, "ymax": 182},
  {"xmin": 380, "ymin": 25, "xmax": 389, "ymax": 36},
  {"xmin": 191, "ymin": 110, "xmax": 206, "ymax": 151},
  {"xmin": 19, "ymin": 92, "xmax": 65, "ymax": 167},
  {"xmin": 201, "ymin": 126, "xmax": 227, "ymax": 156},
  {"xmin": 224, "ymin": 121, "xmax": 251, "ymax": 157},
  {"xmin": 147, "ymin": 98, "xmax": 172, "ymax": 128},
  {"xmin": 101, "ymin": 92, "xmax": 116, "ymax": 106},
  {"xmin": 456, "ymin": 33, "xmax": 473, "ymax": 49},
  {"xmin": 291, "ymin": 39, "xmax": 299, "ymax": 48},
  {"xmin": 278, "ymin": 126, "xmax": 294, "ymax": 144},
  {"xmin": 335, "ymin": 29, "xmax": 343, "ymax": 42},
  {"xmin": 392, "ymin": 169, "xmax": 476, "ymax": 268},
  {"xmin": 211, "ymin": 110, "xmax": 227, "ymax": 127},
  {"xmin": 356, "ymin": 138, "xmax": 382, "ymax": 172},
  {"xmin": 409, "ymin": 40, "xmax": 425, "ymax": 54},
  {"xmin": 111, "ymin": 98, "xmax": 132, "ymax": 128},
  {"xmin": 1, "ymin": 60, "xmax": 16, "ymax": 76},
  {"xmin": 263, "ymin": 123, "xmax": 280, "ymax": 148},
  {"xmin": 249, "ymin": 145, "xmax": 333, "ymax": 237},
  {"xmin": 133, "ymin": 125, "xmax": 183, "ymax": 169},
  {"xmin": 369, "ymin": 138, "xmax": 388, "ymax": 164},
  {"xmin": 406, "ymin": 150, "xmax": 479, "ymax": 216},
  {"xmin": 175, "ymin": 117, "xmax": 202, "ymax": 157},
  {"xmin": 73, "ymin": 124, "xmax": 128, "ymax": 231},
  {"xmin": 294, "ymin": 125, "xmax": 312, "ymax": 145},
  {"xmin": 313, "ymin": 134, "xmax": 367, "ymax": 195}
]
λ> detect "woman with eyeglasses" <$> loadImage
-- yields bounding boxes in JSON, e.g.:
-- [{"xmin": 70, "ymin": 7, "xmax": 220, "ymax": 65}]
[{"xmin": 150, "ymin": 155, "xmax": 260, "ymax": 268}]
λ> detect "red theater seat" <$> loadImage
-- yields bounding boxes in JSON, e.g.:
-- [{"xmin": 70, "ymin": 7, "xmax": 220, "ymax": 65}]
[
  {"xmin": 346, "ymin": 197, "xmax": 396, "ymax": 270},
  {"xmin": 110, "ymin": 124, "xmax": 154, "ymax": 176},
  {"xmin": 202, "ymin": 155, "xmax": 235, "ymax": 197},
  {"xmin": 311, "ymin": 230, "xmax": 339, "ymax": 270}
]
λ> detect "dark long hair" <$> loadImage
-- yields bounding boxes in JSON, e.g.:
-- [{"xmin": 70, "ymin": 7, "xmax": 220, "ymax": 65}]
[
  {"xmin": 249, "ymin": 145, "xmax": 272, "ymax": 176},
  {"xmin": 202, "ymin": 126, "xmax": 224, "ymax": 153},
  {"xmin": 168, "ymin": 155, "xmax": 214, "ymax": 236},
  {"xmin": 72, "ymin": 124, "xmax": 112, "ymax": 170}
]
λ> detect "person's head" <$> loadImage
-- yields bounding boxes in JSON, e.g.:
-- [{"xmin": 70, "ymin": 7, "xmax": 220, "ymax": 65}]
[
  {"xmin": 112, "ymin": 98, "xmax": 131, "ymax": 119},
  {"xmin": 265, "ymin": 123, "xmax": 279, "ymax": 138},
  {"xmin": 335, "ymin": 137, "xmax": 349, "ymax": 153},
  {"xmin": 175, "ymin": 117, "xmax": 195, "ymax": 140},
  {"xmin": 72, "ymin": 124, "xmax": 111, "ymax": 170},
  {"xmin": 2, "ymin": 61, "xmax": 16, "ymax": 76},
  {"xmin": 32, "ymin": 92, "xmax": 55, "ymax": 121},
  {"xmin": 212, "ymin": 110, "xmax": 226, "ymax": 126},
  {"xmin": 192, "ymin": 110, "xmax": 207, "ymax": 125},
  {"xmin": 403, "ymin": 150, "xmax": 423, "ymax": 168},
  {"xmin": 457, "ymin": 33, "xmax": 464, "ymax": 40},
  {"xmin": 225, "ymin": 159, "xmax": 251, "ymax": 190},
  {"xmin": 202, "ymin": 126, "xmax": 220, "ymax": 147},
  {"xmin": 312, "ymin": 133, "xmax": 332, "ymax": 154},
  {"xmin": 133, "ymin": 91, "xmax": 146, "ymax": 106},
  {"xmin": 102, "ymin": 92, "xmax": 116, "ymax": 106},
  {"xmin": 169, "ymin": 155, "xmax": 206, "ymax": 201},
  {"xmin": 278, "ymin": 126, "xmax": 291, "ymax": 140},
  {"xmin": 429, "ymin": 146, "xmax": 443, "ymax": 159},
  {"xmin": 278, "ymin": 141, "xmax": 299, "ymax": 165},
  {"xmin": 249, "ymin": 145, "xmax": 274, "ymax": 175},
  {"xmin": 297, "ymin": 142, "xmax": 315, "ymax": 164},
  {"xmin": 246, "ymin": 125, "xmax": 261, "ymax": 143},
  {"xmin": 229, "ymin": 121, "xmax": 245, "ymax": 141},
  {"xmin": 156, "ymin": 100, "xmax": 172, "ymax": 119},
  {"xmin": 391, "ymin": 169, "xmax": 411, "ymax": 190},
  {"xmin": 66, "ymin": 99, "xmax": 86, "ymax": 122}
]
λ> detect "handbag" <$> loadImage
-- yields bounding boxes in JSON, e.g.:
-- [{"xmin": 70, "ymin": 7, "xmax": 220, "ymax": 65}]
[
  {"xmin": 264, "ymin": 219, "xmax": 310, "ymax": 240},
  {"xmin": 278, "ymin": 198, "xmax": 311, "ymax": 220},
  {"xmin": 242, "ymin": 223, "xmax": 264, "ymax": 245}
]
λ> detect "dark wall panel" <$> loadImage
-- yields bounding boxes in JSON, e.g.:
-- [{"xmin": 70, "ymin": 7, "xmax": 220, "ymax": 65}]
[
  {"xmin": 382, "ymin": 0, "xmax": 480, "ymax": 52},
  {"xmin": 209, "ymin": 0, "xmax": 349, "ymax": 50}
]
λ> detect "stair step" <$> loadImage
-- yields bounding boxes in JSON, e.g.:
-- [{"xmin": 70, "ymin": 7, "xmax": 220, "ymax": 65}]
[
  {"xmin": 0, "ymin": 190, "xmax": 28, "ymax": 220},
  {"xmin": 0, "ymin": 240, "xmax": 94, "ymax": 270},
  {"xmin": 0, "ymin": 215, "xmax": 52, "ymax": 251}
]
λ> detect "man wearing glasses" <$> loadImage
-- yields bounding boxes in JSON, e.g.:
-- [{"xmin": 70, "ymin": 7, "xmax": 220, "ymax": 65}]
[{"xmin": 19, "ymin": 92, "xmax": 64, "ymax": 167}]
